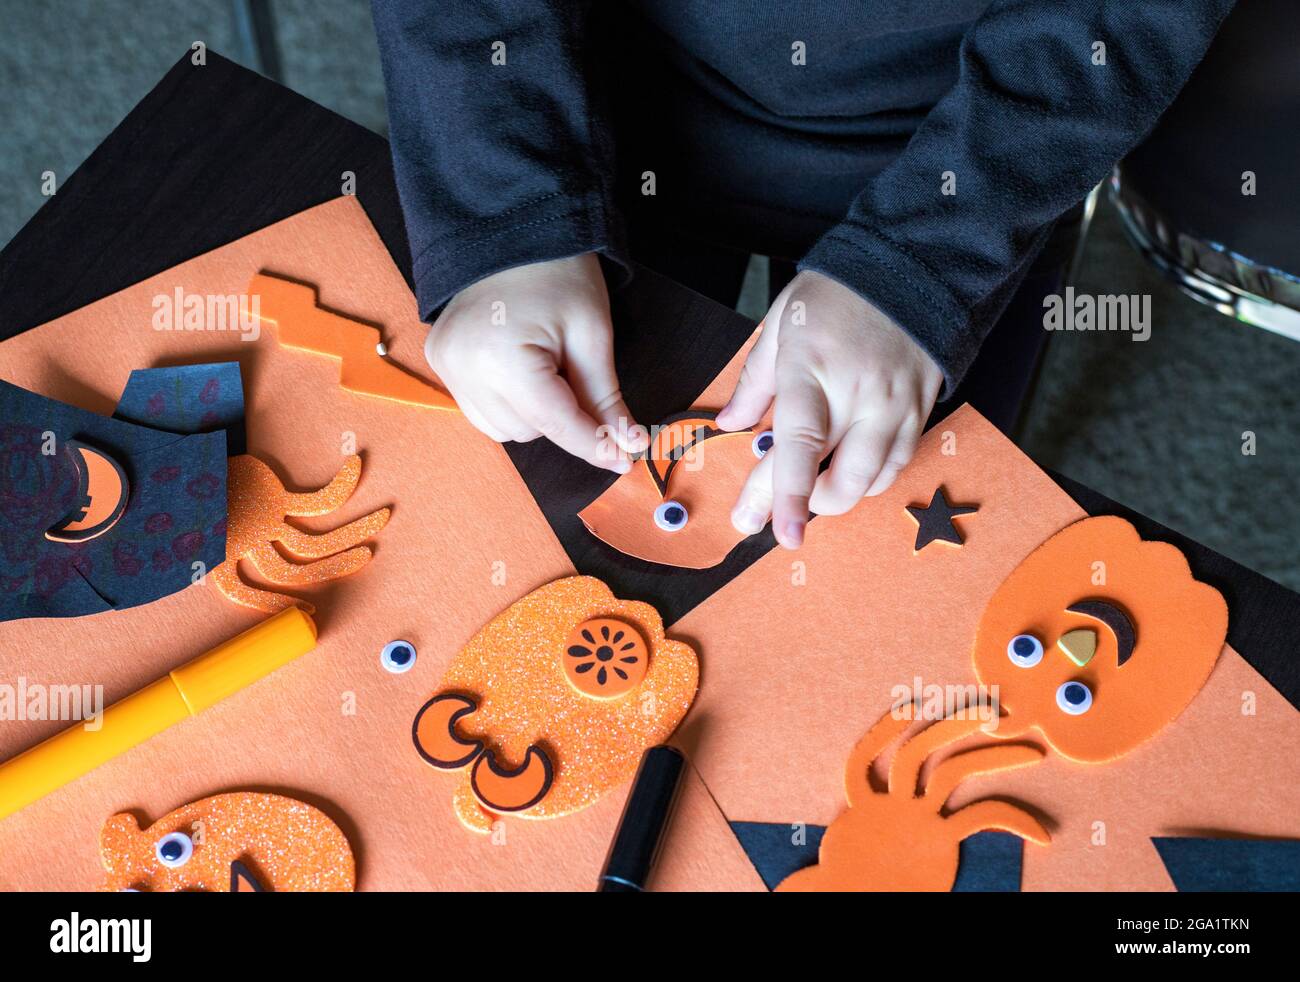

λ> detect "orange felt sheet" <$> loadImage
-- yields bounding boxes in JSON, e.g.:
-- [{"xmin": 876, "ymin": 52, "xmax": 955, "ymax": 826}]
[
  {"xmin": 669, "ymin": 404, "xmax": 1300, "ymax": 890},
  {"xmin": 0, "ymin": 197, "xmax": 763, "ymax": 892}
]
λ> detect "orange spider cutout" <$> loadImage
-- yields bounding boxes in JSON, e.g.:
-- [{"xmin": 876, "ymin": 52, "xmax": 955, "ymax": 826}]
[
  {"xmin": 777, "ymin": 707, "xmax": 1048, "ymax": 891},
  {"xmin": 412, "ymin": 576, "xmax": 698, "ymax": 832},
  {"xmin": 210, "ymin": 454, "xmax": 390, "ymax": 614},
  {"xmin": 99, "ymin": 792, "xmax": 355, "ymax": 892},
  {"xmin": 784, "ymin": 516, "xmax": 1228, "ymax": 890}
]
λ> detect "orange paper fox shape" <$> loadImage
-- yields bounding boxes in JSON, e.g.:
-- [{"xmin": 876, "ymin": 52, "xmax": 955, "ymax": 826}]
[{"xmin": 579, "ymin": 411, "xmax": 766, "ymax": 569}]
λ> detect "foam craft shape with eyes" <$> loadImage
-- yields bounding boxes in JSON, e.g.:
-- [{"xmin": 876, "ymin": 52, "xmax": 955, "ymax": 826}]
[
  {"xmin": 211, "ymin": 454, "xmax": 390, "ymax": 615},
  {"xmin": 777, "ymin": 707, "xmax": 1049, "ymax": 891},
  {"xmin": 248, "ymin": 272, "xmax": 458, "ymax": 411},
  {"xmin": 99, "ymin": 792, "xmax": 355, "ymax": 892},
  {"xmin": 0, "ymin": 368, "xmax": 237, "ymax": 622},
  {"xmin": 974, "ymin": 515, "xmax": 1228, "ymax": 763},
  {"xmin": 413, "ymin": 576, "xmax": 699, "ymax": 831},
  {"xmin": 782, "ymin": 516, "xmax": 1229, "ymax": 888},
  {"xmin": 578, "ymin": 410, "xmax": 759, "ymax": 569}
]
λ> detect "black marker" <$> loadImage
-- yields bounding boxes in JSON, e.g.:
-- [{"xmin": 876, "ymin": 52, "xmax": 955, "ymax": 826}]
[{"xmin": 597, "ymin": 745, "xmax": 687, "ymax": 892}]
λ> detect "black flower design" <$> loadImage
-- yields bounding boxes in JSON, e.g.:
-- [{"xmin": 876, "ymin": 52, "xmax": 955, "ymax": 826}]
[{"xmin": 566, "ymin": 623, "xmax": 641, "ymax": 687}]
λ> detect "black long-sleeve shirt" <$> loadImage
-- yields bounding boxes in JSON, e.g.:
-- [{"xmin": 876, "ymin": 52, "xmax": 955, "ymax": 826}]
[{"xmin": 372, "ymin": 0, "xmax": 1233, "ymax": 395}]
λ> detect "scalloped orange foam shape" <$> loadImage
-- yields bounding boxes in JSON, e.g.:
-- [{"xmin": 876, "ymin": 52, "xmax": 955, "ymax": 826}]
[
  {"xmin": 974, "ymin": 516, "xmax": 1228, "ymax": 762},
  {"xmin": 412, "ymin": 576, "xmax": 699, "ymax": 832}
]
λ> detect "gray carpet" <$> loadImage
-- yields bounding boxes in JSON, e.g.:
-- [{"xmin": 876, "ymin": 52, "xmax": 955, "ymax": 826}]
[{"xmin": 3, "ymin": 1, "xmax": 1296, "ymax": 590}]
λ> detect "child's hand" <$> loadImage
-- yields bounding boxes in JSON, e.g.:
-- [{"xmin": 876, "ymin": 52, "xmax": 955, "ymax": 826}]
[
  {"xmin": 717, "ymin": 270, "xmax": 943, "ymax": 548},
  {"xmin": 425, "ymin": 254, "xmax": 645, "ymax": 471}
]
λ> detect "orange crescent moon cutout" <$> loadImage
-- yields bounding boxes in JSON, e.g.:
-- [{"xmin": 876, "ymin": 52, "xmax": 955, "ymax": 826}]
[
  {"xmin": 45, "ymin": 440, "xmax": 130, "ymax": 543},
  {"xmin": 470, "ymin": 746, "xmax": 555, "ymax": 813},
  {"xmin": 412, "ymin": 694, "xmax": 485, "ymax": 769}
]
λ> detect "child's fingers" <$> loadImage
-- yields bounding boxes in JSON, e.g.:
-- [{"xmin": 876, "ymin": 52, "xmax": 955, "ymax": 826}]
[
  {"xmin": 508, "ymin": 370, "xmax": 630, "ymax": 473},
  {"xmin": 716, "ymin": 319, "xmax": 777, "ymax": 431},
  {"xmin": 808, "ymin": 416, "xmax": 897, "ymax": 515},
  {"xmin": 863, "ymin": 411, "xmax": 923, "ymax": 497},
  {"xmin": 770, "ymin": 368, "xmax": 829, "ymax": 548},
  {"xmin": 731, "ymin": 449, "xmax": 775, "ymax": 534},
  {"xmin": 564, "ymin": 319, "xmax": 646, "ymax": 453}
]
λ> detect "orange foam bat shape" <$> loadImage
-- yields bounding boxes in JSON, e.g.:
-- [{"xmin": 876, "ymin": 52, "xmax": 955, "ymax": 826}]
[{"xmin": 248, "ymin": 272, "xmax": 457, "ymax": 411}]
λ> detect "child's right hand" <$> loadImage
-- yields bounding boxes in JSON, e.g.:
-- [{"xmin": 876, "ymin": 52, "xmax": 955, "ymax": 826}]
[{"xmin": 425, "ymin": 254, "xmax": 645, "ymax": 472}]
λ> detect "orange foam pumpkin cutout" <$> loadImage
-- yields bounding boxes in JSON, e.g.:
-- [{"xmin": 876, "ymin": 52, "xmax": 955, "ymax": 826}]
[
  {"xmin": 248, "ymin": 272, "xmax": 457, "ymax": 411},
  {"xmin": 578, "ymin": 410, "xmax": 759, "ymax": 569},
  {"xmin": 211, "ymin": 454, "xmax": 390, "ymax": 615},
  {"xmin": 411, "ymin": 576, "xmax": 699, "ymax": 832},
  {"xmin": 44, "ymin": 440, "xmax": 129, "ymax": 543},
  {"xmin": 973, "ymin": 516, "xmax": 1228, "ymax": 763},
  {"xmin": 99, "ymin": 792, "xmax": 355, "ymax": 892},
  {"xmin": 777, "ymin": 706, "xmax": 1049, "ymax": 892}
]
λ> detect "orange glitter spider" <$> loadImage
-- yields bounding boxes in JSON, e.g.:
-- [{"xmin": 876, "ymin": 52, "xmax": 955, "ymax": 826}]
[{"xmin": 210, "ymin": 454, "xmax": 390, "ymax": 614}]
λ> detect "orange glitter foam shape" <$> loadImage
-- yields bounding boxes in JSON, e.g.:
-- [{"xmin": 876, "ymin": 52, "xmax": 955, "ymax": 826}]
[
  {"xmin": 99, "ymin": 791, "xmax": 355, "ymax": 892},
  {"xmin": 413, "ymin": 576, "xmax": 699, "ymax": 832},
  {"xmin": 211, "ymin": 453, "xmax": 390, "ymax": 615},
  {"xmin": 248, "ymin": 272, "xmax": 457, "ymax": 411}
]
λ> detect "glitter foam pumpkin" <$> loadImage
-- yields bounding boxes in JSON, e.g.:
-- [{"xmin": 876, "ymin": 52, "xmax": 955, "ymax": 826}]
[{"xmin": 413, "ymin": 576, "xmax": 699, "ymax": 832}]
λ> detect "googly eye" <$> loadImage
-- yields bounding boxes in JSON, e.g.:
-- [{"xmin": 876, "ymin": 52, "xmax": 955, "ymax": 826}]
[
  {"xmin": 381, "ymin": 639, "xmax": 417, "ymax": 674},
  {"xmin": 751, "ymin": 430, "xmax": 774, "ymax": 459},
  {"xmin": 1006, "ymin": 634, "xmax": 1043, "ymax": 668},
  {"xmin": 654, "ymin": 501, "xmax": 689, "ymax": 532},
  {"xmin": 1056, "ymin": 680, "xmax": 1093, "ymax": 715},
  {"xmin": 155, "ymin": 831, "xmax": 193, "ymax": 868}
]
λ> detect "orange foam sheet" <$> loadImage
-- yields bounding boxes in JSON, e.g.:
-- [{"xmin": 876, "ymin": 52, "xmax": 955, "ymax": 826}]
[
  {"xmin": 672, "ymin": 404, "xmax": 1300, "ymax": 890},
  {"xmin": 0, "ymin": 197, "xmax": 761, "ymax": 892}
]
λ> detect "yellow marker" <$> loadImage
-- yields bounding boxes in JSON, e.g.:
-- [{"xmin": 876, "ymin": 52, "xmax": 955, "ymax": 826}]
[{"xmin": 0, "ymin": 607, "xmax": 317, "ymax": 822}]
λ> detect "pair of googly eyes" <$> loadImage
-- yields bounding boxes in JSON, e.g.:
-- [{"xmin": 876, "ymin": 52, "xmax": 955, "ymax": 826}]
[
  {"xmin": 1005, "ymin": 634, "xmax": 1093, "ymax": 716},
  {"xmin": 653, "ymin": 431, "xmax": 774, "ymax": 533}
]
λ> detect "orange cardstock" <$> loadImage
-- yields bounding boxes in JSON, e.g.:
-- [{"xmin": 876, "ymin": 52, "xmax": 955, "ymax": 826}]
[
  {"xmin": 0, "ymin": 197, "xmax": 763, "ymax": 892},
  {"xmin": 670, "ymin": 403, "xmax": 1300, "ymax": 889},
  {"xmin": 100, "ymin": 791, "xmax": 355, "ymax": 892},
  {"xmin": 579, "ymin": 414, "xmax": 762, "ymax": 569}
]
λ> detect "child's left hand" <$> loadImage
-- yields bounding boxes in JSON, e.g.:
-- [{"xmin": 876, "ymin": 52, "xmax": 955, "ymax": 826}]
[{"xmin": 716, "ymin": 270, "xmax": 943, "ymax": 549}]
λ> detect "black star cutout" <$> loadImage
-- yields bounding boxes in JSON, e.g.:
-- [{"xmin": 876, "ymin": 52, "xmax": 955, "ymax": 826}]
[{"xmin": 905, "ymin": 488, "xmax": 978, "ymax": 551}]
